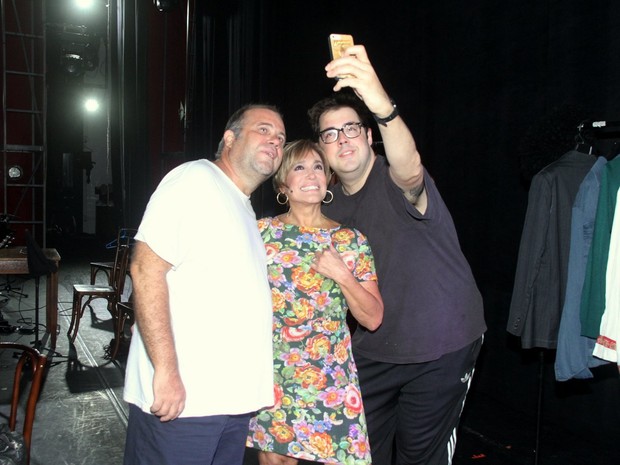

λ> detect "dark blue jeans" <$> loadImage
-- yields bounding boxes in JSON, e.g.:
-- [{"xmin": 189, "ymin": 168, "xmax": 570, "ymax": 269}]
[{"xmin": 124, "ymin": 404, "xmax": 252, "ymax": 465}]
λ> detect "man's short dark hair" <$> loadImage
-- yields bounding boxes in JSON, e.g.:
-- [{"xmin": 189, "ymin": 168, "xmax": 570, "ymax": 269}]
[{"xmin": 307, "ymin": 89, "xmax": 373, "ymax": 139}]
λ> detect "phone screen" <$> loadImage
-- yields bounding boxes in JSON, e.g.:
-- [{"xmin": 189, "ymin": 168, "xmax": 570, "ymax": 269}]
[{"xmin": 329, "ymin": 34, "xmax": 354, "ymax": 60}]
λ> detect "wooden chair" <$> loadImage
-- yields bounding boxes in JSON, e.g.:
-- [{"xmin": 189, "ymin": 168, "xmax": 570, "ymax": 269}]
[
  {"xmin": 89, "ymin": 260, "xmax": 113, "ymax": 285},
  {"xmin": 89, "ymin": 228, "xmax": 136, "ymax": 285},
  {"xmin": 108, "ymin": 300, "xmax": 134, "ymax": 360},
  {"xmin": 67, "ymin": 232, "xmax": 132, "ymax": 350},
  {"xmin": 0, "ymin": 342, "xmax": 48, "ymax": 465}
]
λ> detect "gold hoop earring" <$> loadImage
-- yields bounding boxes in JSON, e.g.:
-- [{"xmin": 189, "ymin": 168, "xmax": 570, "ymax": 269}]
[
  {"xmin": 276, "ymin": 192, "xmax": 289, "ymax": 205},
  {"xmin": 322, "ymin": 190, "xmax": 334, "ymax": 204}
]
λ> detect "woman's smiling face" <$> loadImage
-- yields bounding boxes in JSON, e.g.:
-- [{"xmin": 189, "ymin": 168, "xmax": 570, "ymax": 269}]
[{"xmin": 281, "ymin": 150, "xmax": 328, "ymax": 206}]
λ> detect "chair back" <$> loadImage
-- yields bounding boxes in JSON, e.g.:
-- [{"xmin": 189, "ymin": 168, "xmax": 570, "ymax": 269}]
[
  {"xmin": 110, "ymin": 228, "xmax": 136, "ymax": 298},
  {"xmin": 0, "ymin": 342, "xmax": 48, "ymax": 464},
  {"xmin": 24, "ymin": 230, "xmax": 57, "ymax": 277}
]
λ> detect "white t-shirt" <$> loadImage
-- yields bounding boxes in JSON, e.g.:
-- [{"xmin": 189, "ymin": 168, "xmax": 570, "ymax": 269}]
[{"xmin": 123, "ymin": 159, "xmax": 274, "ymax": 417}]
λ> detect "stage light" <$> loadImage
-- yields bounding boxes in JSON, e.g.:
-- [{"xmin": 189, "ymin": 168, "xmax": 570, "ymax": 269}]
[
  {"xmin": 153, "ymin": 0, "xmax": 180, "ymax": 12},
  {"xmin": 75, "ymin": 0, "xmax": 96, "ymax": 9},
  {"xmin": 7, "ymin": 165, "xmax": 23, "ymax": 180},
  {"xmin": 61, "ymin": 53, "xmax": 85, "ymax": 76},
  {"xmin": 84, "ymin": 97, "xmax": 100, "ymax": 113}
]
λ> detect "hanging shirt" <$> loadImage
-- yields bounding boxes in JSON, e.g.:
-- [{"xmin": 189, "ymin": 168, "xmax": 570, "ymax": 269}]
[
  {"xmin": 592, "ymin": 188, "xmax": 620, "ymax": 363},
  {"xmin": 555, "ymin": 157, "xmax": 609, "ymax": 381},
  {"xmin": 508, "ymin": 151, "xmax": 596, "ymax": 348},
  {"xmin": 580, "ymin": 154, "xmax": 620, "ymax": 338}
]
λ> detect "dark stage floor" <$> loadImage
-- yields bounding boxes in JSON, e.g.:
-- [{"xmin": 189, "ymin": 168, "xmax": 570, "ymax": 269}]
[{"xmin": 1, "ymin": 234, "xmax": 619, "ymax": 465}]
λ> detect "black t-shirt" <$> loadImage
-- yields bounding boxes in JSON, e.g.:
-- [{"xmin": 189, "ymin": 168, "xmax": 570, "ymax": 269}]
[{"xmin": 324, "ymin": 155, "xmax": 486, "ymax": 363}]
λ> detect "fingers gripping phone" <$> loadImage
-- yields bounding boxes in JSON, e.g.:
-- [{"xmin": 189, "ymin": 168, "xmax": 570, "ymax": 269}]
[{"xmin": 328, "ymin": 34, "xmax": 354, "ymax": 79}]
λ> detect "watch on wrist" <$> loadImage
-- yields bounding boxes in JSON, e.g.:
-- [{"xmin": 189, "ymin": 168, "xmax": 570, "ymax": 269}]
[{"xmin": 373, "ymin": 99, "xmax": 399, "ymax": 126}]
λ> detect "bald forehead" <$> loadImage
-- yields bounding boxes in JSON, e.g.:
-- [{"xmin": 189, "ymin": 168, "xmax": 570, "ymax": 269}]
[{"xmin": 244, "ymin": 108, "xmax": 285, "ymax": 131}]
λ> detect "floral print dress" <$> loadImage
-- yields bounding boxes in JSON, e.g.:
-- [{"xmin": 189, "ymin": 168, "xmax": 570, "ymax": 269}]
[{"xmin": 247, "ymin": 217, "xmax": 376, "ymax": 465}]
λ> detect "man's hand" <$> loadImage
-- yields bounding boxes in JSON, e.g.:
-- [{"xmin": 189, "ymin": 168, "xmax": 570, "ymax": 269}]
[
  {"xmin": 325, "ymin": 44, "xmax": 394, "ymax": 118},
  {"xmin": 150, "ymin": 368, "xmax": 186, "ymax": 422}
]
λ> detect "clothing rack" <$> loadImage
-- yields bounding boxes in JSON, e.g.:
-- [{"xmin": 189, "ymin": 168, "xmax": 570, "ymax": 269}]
[
  {"xmin": 580, "ymin": 120, "xmax": 620, "ymax": 130},
  {"xmin": 576, "ymin": 120, "xmax": 620, "ymax": 158},
  {"xmin": 577, "ymin": 120, "xmax": 620, "ymax": 138},
  {"xmin": 533, "ymin": 123, "xmax": 618, "ymax": 464}
]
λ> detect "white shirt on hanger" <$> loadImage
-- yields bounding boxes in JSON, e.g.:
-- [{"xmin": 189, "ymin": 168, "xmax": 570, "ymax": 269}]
[{"xmin": 593, "ymin": 188, "xmax": 620, "ymax": 365}]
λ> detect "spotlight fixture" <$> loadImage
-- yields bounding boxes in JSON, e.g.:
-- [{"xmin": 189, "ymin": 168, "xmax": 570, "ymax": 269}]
[
  {"xmin": 61, "ymin": 53, "xmax": 85, "ymax": 76},
  {"xmin": 153, "ymin": 0, "xmax": 180, "ymax": 12},
  {"xmin": 7, "ymin": 165, "xmax": 23, "ymax": 180},
  {"xmin": 84, "ymin": 97, "xmax": 100, "ymax": 112},
  {"xmin": 75, "ymin": 0, "xmax": 95, "ymax": 8},
  {"xmin": 49, "ymin": 22, "xmax": 101, "ymax": 77}
]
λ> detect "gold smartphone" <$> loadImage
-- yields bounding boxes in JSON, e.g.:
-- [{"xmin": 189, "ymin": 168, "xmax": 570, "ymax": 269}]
[
  {"xmin": 328, "ymin": 34, "xmax": 354, "ymax": 79},
  {"xmin": 328, "ymin": 33, "xmax": 354, "ymax": 60}
]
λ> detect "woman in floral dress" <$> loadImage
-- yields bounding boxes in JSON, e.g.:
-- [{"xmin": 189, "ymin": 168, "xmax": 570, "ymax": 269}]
[{"xmin": 247, "ymin": 140, "xmax": 384, "ymax": 465}]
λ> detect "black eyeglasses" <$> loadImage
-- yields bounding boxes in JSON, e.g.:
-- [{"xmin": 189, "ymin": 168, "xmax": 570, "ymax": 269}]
[{"xmin": 318, "ymin": 122, "xmax": 364, "ymax": 144}]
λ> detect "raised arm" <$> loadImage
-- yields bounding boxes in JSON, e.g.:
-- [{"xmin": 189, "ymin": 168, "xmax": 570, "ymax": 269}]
[
  {"xmin": 325, "ymin": 45, "xmax": 427, "ymax": 210},
  {"xmin": 131, "ymin": 240, "xmax": 186, "ymax": 421},
  {"xmin": 311, "ymin": 244, "xmax": 384, "ymax": 330}
]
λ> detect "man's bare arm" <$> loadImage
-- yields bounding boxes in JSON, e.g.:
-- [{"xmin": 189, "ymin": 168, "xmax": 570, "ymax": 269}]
[
  {"xmin": 326, "ymin": 45, "xmax": 427, "ymax": 212},
  {"xmin": 131, "ymin": 240, "xmax": 186, "ymax": 421}
]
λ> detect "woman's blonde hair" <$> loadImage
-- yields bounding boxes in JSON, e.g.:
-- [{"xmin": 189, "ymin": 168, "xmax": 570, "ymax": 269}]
[{"xmin": 273, "ymin": 139, "xmax": 332, "ymax": 192}]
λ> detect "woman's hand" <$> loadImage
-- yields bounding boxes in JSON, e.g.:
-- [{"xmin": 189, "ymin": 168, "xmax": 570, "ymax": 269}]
[
  {"xmin": 311, "ymin": 244, "xmax": 384, "ymax": 331},
  {"xmin": 311, "ymin": 244, "xmax": 349, "ymax": 281}
]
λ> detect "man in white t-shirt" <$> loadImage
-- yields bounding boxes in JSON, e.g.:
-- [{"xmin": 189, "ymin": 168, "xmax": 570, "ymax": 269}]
[{"xmin": 123, "ymin": 104, "xmax": 286, "ymax": 465}]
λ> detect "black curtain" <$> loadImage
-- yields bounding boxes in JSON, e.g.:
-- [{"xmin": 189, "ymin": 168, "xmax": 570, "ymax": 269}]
[{"xmin": 127, "ymin": 0, "xmax": 620, "ymax": 451}]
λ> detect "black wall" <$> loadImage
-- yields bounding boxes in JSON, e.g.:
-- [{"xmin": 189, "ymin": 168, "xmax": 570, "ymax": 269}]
[{"xmin": 256, "ymin": 0, "xmax": 620, "ymax": 290}]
